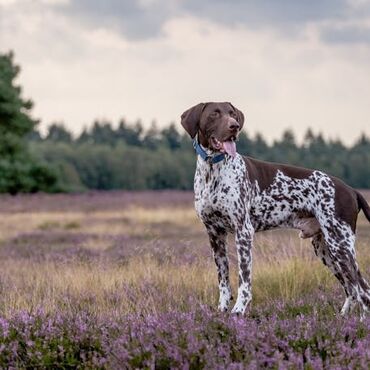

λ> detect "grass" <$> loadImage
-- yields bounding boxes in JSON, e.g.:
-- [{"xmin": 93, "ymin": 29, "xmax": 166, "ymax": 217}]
[
  {"xmin": 0, "ymin": 190, "xmax": 369, "ymax": 367},
  {"xmin": 0, "ymin": 193, "xmax": 369, "ymax": 316}
]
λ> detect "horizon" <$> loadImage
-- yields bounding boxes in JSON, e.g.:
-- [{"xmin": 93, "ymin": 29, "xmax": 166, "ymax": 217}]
[
  {"xmin": 1, "ymin": 0, "xmax": 370, "ymax": 145},
  {"xmin": 35, "ymin": 115, "xmax": 370, "ymax": 147}
]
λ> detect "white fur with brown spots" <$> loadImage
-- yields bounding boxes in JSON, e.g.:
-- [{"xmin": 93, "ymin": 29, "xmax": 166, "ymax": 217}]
[{"xmin": 182, "ymin": 102, "xmax": 370, "ymax": 318}]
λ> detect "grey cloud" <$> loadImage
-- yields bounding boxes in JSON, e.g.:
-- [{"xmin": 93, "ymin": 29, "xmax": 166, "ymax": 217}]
[
  {"xmin": 51, "ymin": 0, "xmax": 370, "ymax": 44},
  {"xmin": 182, "ymin": 0, "xmax": 348, "ymax": 27},
  {"xmin": 321, "ymin": 24, "xmax": 370, "ymax": 44},
  {"xmin": 53, "ymin": 0, "xmax": 175, "ymax": 40}
]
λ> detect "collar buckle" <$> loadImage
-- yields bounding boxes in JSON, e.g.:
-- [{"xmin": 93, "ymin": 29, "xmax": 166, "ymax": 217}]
[
  {"xmin": 193, "ymin": 138, "xmax": 225, "ymax": 164},
  {"xmin": 206, "ymin": 156, "xmax": 213, "ymax": 164}
]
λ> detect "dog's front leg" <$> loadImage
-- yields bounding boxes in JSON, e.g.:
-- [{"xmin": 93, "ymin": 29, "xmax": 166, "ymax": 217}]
[
  {"xmin": 206, "ymin": 226, "xmax": 232, "ymax": 312},
  {"xmin": 231, "ymin": 219, "xmax": 254, "ymax": 315}
]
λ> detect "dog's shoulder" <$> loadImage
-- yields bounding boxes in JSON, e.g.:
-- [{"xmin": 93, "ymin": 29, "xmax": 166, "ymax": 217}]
[{"xmin": 241, "ymin": 155, "xmax": 314, "ymax": 191}]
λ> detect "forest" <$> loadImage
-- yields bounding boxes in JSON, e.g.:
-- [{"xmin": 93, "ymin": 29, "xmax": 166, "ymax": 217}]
[
  {"xmin": 1, "ymin": 51, "xmax": 370, "ymax": 193},
  {"xmin": 29, "ymin": 122, "xmax": 370, "ymax": 192}
]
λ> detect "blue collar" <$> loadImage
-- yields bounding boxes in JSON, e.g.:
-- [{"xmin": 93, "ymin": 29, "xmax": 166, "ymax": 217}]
[{"xmin": 192, "ymin": 139, "xmax": 225, "ymax": 164}]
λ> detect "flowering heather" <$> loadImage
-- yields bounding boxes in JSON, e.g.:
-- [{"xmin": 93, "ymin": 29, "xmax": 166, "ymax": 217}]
[
  {"xmin": 0, "ymin": 294, "xmax": 369, "ymax": 369},
  {"xmin": 0, "ymin": 190, "xmax": 193, "ymax": 213},
  {"xmin": 0, "ymin": 191, "xmax": 369, "ymax": 368}
]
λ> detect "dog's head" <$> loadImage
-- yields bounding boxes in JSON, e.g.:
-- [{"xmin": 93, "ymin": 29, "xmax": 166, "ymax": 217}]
[{"xmin": 181, "ymin": 102, "xmax": 244, "ymax": 157}]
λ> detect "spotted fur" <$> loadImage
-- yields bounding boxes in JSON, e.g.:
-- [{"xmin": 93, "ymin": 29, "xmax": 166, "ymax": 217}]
[
  {"xmin": 194, "ymin": 147, "xmax": 370, "ymax": 318},
  {"xmin": 183, "ymin": 102, "xmax": 370, "ymax": 318}
]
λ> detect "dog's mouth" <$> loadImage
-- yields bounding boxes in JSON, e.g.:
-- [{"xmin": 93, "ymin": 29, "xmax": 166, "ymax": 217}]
[{"xmin": 210, "ymin": 135, "xmax": 237, "ymax": 157}]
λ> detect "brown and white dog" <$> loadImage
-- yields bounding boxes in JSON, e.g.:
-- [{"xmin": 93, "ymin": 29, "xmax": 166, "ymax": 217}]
[{"xmin": 181, "ymin": 101, "xmax": 370, "ymax": 318}]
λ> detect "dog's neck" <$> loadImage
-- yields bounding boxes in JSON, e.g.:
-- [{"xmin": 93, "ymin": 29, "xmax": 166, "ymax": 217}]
[{"xmin": 193, "ymin": 138, "xmax": 226, "ymax": 165}]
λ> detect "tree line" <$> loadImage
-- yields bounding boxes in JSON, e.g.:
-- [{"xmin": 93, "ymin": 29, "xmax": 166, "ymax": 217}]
[
  {"xmin": 28, "ymin": 122, "xmax": 370, "ymax": 192},
  {"xmin": 1, "ymin": 51, "xmax": 370, "ymax": 193}
]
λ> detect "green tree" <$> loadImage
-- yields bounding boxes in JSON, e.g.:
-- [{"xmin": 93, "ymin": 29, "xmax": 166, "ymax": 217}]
[
  {"xmin": 77, "ymin": 126, "xmax": 93, "ymax": 144},
  {"xmin": 235, "ymin": 130, "xmax": 253, "ymax": 156},
  {"xmin": 161, "ymin": 122, "xmax": 181, "ymax": 150},
  {"xmin": 0, "ymin": 52, "xmax": 38, "ymax": 156},
  {"xmin": 90, "ymin": 120, "xmax": 116, "ymax": 146},
  {"xmin": 0, "ymin": 51, "xmax": 58, "ymax": 193},
  {"xmin": 347, "ymin": 134, "xmax": 370, "ymax": 188},
  {"xmin": 271, "ymin": 129, "xmax": 300, "ymax": 164},
  {"xmin": 116, "ymin": 119, "xmax": 143, "ymax": 146},
  {"xmin": 46, "ymin": 123, "xmax": 73, "ymax": 143},
  {"xmin": 26, "ymin": 129, "xmax": 42, "ymax": 142},
  {"xmin": 252, "ymin": 133, "xmax": 269, "ymax": 159},
  {"xmin": 142, "ymin": 120, "xmax": 161, "ymax": 149}
]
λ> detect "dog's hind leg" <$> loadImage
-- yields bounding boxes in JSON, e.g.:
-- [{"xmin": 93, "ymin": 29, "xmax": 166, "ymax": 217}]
[
  {"xmin": 312, "ymin": 231, "xmax": 370, "ymax": 319},
  {"xmin": 312, "ymin": 234, "xmax": 355, "ymax": 315},
  {"xmin": 206, "ymin": 225, "xmax": 232, "ymax": 312}
]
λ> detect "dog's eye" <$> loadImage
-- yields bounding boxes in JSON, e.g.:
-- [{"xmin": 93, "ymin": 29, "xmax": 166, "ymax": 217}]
[
  {"xmin": 230, "ymin": 111, "xmax": 237, "ymax": 118},
  {"xmin": 210, "ymin": 110, "xmax": 220, "ymax": 117}
]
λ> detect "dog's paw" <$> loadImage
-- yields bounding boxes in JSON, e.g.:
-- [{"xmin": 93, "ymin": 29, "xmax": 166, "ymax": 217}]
[
  {"xmin": 218, "ymin": 304, "xmax": 229, "ymax": 313},
  {"xmin": 218, "ymin": 290, "xmax": 232, "ymax": 312},
  {"xmin": 218, "ymin": 298, "xmax": 231, "ymax": 312},
  {"xmin": 231, "ymin": 302, "xmax": 246, "ymax": 315}
]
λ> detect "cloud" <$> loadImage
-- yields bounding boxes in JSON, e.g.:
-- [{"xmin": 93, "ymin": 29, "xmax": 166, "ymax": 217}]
[
  {"xmin": 182, "ymin": 0, "xmax": 348, "ymax": 27},
  {"xmin": 1, "ymin": 1, "xmax": 370, "ymax": 144},
  {"xmin": 5, "ymin": 0, "xmax": 370, "ymax": 45},
  {"xmin": 51, "ymin": 0, "xmax": 176, "ymax": 40},
  {"xmin": 48, "ymin": 0, "xmax": 368, "ymax": 43},
  {"xmin": 320, "ymin": 21, "xmax": 370, "ymax": 44}
]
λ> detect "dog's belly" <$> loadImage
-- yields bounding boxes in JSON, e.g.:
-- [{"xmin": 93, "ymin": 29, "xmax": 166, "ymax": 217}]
[
  {"xmin": 250, "ymin": 206, "xmax": 320, "ymax": 236},
  {"xmin": 250, "ymin": 185, "xmax": 319, "ymax": 235},
  {"xmin": 250, "ymin": 204, "xmax": 292, "ymax": 231}
]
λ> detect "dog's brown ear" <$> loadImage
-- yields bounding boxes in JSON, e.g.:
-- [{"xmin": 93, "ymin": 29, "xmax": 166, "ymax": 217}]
[
  {"xmin": 229, "ymin": 103, "xmax": 245, "ymax": 129},
  {"xmin": 181, "ymin": 103, "xmax": 205, "ymax": 138}
]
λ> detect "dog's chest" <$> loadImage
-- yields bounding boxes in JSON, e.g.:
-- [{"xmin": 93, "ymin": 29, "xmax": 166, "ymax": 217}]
[{"xmin": 194, "ymin": 156, "xmax": 247, "ymax": 229}]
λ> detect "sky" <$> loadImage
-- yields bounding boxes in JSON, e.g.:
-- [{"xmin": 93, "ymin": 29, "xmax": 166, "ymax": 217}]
[{"xmin": 1, "ymin": 0, "xmax": 370, "ymax": 144}]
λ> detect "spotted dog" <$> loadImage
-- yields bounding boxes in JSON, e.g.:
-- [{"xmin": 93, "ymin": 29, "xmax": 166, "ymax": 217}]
[{"xmin": 181, "ymin": 102, "xmax": 370, "ymax": 318}]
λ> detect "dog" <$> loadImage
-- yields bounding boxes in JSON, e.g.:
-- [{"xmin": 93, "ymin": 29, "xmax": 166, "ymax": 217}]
[{"xmin": 181, "ymin": 101, "xmax": 370, "ymax": 318}]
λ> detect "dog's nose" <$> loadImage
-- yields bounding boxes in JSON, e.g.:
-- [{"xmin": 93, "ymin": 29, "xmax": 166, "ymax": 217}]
[{"xmin": 229, "ymin": 121, "xmax": 240, "ymax": 131}]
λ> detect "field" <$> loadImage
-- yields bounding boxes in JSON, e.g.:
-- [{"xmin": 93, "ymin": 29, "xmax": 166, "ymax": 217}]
[{"xmin": 0, "ymin": 190, "xmax": 369, "ymax": 368}]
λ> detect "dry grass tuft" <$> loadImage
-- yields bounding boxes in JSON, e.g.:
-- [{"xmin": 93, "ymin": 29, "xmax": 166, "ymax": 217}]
[{"xmin": 0, "ymin": 191, "xmax": 369, "ymax": 317}]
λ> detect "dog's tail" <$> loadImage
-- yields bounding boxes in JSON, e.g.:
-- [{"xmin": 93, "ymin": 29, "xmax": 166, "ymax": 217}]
[{"xmin": 356, "ymin": 191, "xmax": 370, "ymax": 223}]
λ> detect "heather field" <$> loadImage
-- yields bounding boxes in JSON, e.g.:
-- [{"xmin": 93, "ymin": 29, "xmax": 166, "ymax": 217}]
[{"xmin": 0, "ymin": 190, "xmax": 369, "ymax": 368}]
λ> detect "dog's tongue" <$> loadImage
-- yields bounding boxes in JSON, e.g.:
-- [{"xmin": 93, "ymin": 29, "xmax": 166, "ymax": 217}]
[{"xmin": 222, "ymin": 141, "xmax": 237, "ymax": 157}]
